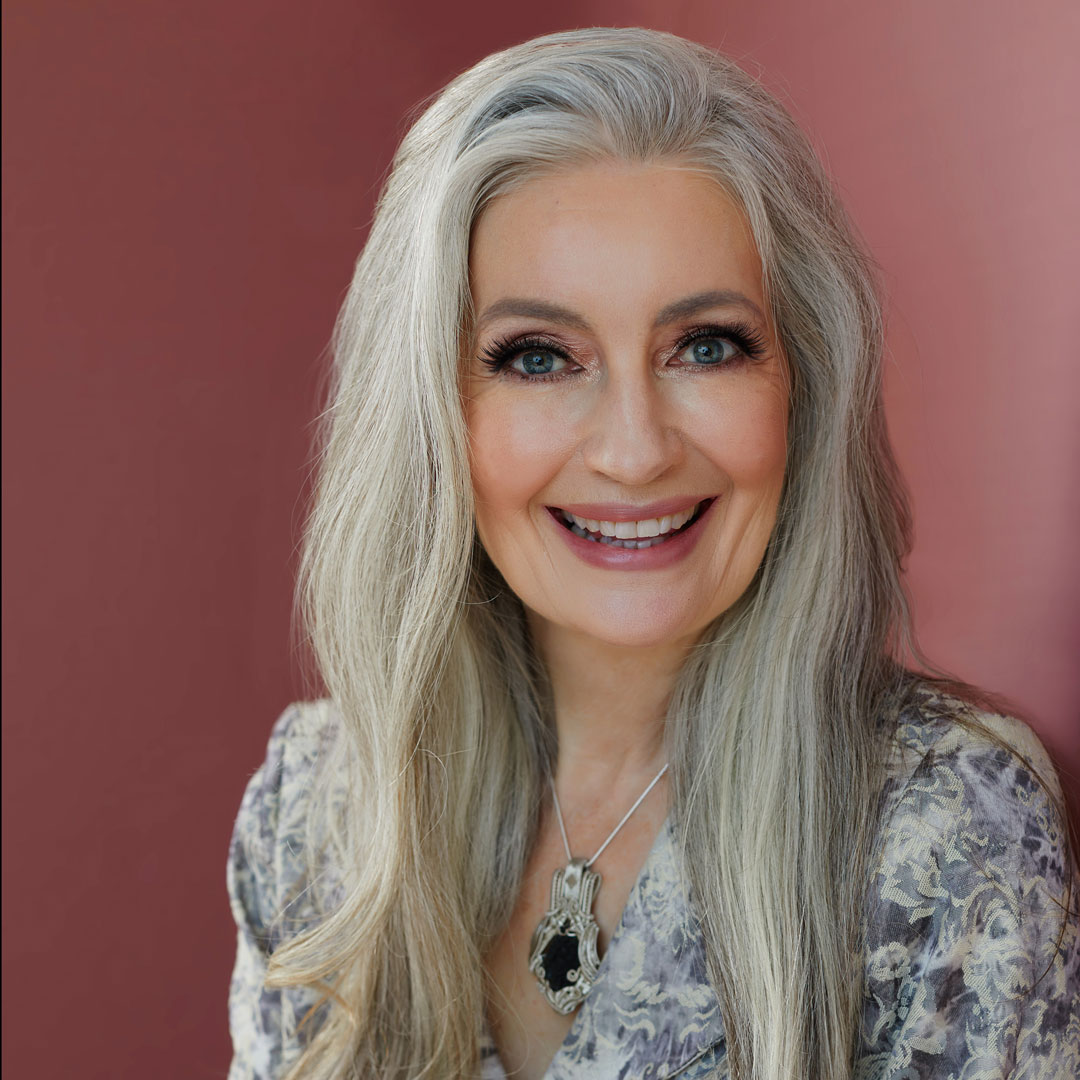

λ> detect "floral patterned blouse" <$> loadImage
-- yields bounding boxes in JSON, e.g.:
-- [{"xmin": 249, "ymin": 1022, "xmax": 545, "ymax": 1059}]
[{"xmin": 227, "ymin": 691, "xmax": 1080, "ymax": 1078}]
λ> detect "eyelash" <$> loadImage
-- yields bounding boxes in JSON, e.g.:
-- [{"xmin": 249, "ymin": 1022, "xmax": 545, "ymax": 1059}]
[{"xmin": 477, "ymin": 321, "xmax": 770, "ymax": 383}]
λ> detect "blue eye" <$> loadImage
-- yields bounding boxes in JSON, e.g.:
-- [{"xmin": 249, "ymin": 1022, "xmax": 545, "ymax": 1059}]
[
  {"xmin": 478, "ymin": 335, "xmax": 574, "ymax": 381},
  {"xmin": 512, "ymin": 349, "xmax": 565, "ymax": 376},
  {"xmin": 684, "ymin": 337, "xmax": 737, "ymax": 365},
  {"xmin": 671, "ymin": 322, "xmax": 770, "ymax": 369}
]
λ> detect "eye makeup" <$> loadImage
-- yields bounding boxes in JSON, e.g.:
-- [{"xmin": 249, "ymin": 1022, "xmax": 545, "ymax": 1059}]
[
  {"xmin": 669, "ymin": 321, "xmax": 769, "ymax": 365},
  {"xmin": 478, "ymin": 334, "xmax": 574, "ymax": 381},
  {"xmin": 476, "ymin": 320, "xmax": 770, "ymax": 382}
]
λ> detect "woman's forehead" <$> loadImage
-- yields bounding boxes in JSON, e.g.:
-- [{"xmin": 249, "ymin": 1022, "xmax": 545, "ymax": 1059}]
[{"xmin": 469, "ymin": 162, "xmax": 766, "ymax": 333}]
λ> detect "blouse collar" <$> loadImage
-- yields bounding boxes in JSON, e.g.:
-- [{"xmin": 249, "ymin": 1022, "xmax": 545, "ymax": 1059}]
[{"xmin": 482, "ymin": 816, "xmax": 728, "ymax": 1079}]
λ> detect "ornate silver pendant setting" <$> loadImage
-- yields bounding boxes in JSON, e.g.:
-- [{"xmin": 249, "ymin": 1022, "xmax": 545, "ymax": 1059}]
[{"xmin": 528, "ymin": 857, "xmax": 602, "ymax": 1014}]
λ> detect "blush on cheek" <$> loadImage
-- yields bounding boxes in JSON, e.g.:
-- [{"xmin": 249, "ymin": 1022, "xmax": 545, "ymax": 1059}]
[
  {"xmin": 468, "ymin": 412, "xmax": 567, "ymax": 592},
  {"xmin": 468, "ymin": 397, "xmax": 577, "ymax": 514},
  {"xmin": 712, "ymin": 395, "xmax": 788, "ymax": 484},
  {"xmin": 472, "ymin": 426, "xmax": 541, "ymax": 507},
  {"xmin": 741, "ymin": 432, "xmax": 788, "ymax": 486}
]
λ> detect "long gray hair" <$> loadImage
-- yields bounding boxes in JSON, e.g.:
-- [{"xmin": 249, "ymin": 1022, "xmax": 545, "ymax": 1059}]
[{"xmin": 268, "ymin": 27, "xmax": 917, "ymax": 1079}]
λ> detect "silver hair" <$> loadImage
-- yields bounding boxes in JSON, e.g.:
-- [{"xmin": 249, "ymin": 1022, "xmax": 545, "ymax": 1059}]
[{"xmin": 269, "ymin": 27, "xmax": 925, "ymax": 1079}]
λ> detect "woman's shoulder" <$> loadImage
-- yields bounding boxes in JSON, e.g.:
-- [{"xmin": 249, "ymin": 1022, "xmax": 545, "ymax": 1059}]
[
  {"xmin": 227, "ymin": 702, "xmax": 343, "ymax": 1078},
  {"xmin": 232, "ymin": 700, "xmax": 341, "ymax": 850},
  {"xmin": 886, "ymin": 682, "xmax": 1059, "ymax": 784},
  {"xmin": 228, "ymin": 701, "xmax": 343, "ymax": 947},
  {"xmin": 254, "ymin": 698, "xmax": 341, "ymax": 781},
  {"xmin": 879, "ymin": 684, "xmax": 1071, "ymax": 864},
  {"xmin": 876, "ymin": 681, "xmax": 1072, "ymax": 907},
  {"xmin": 859, "ymin": 683, "xmax": 1079, "ymax": 1076}
]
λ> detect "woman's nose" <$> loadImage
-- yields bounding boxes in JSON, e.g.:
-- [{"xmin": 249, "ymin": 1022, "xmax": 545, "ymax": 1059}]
[{"xmin": 580, "ymin": 368, "xmax": 684, "ymax": 486}]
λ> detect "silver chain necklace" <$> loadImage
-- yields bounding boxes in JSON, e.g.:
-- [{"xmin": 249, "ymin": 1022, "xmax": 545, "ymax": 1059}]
[{"xmin": 527, "ymin": 763, "xmax": 669, "ymax": 1014}]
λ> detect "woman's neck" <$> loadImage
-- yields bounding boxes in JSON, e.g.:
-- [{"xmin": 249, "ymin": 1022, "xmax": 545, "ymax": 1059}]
[{"xmin": 527, "ymin": 612, "xmax": 690, "ymax": 796}]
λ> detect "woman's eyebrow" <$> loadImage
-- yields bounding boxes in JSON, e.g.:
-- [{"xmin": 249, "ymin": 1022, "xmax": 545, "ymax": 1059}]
[
  {"xmin": 653, "ymin": 290, "xmax": 765, "ymax": 326},
  {"xmin": 474, "ymin": 298, "xmax": 592, "ymax": 333},
  {"xmin": 475, "ymin": 291, "xmax": 765, "ymax": 334}
]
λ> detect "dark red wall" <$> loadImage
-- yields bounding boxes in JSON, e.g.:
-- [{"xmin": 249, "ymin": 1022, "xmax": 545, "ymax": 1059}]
[{"xmin": 4, "ymin": 3, "xmax": 1077, "ymax": 1077}]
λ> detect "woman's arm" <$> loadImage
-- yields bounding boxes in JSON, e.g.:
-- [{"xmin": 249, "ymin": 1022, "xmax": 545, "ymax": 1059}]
[
  {"xmin": 858, "ymin": 706, "xmax": 1080, "ymax": 1079},
  {"xmin": 226, "ymin": 704, "xmax": 329, "ymax": 1080}
]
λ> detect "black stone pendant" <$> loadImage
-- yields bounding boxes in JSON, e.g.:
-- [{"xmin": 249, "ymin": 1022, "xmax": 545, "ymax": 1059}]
[{"xmin": 528, "ymin": 858, "xmax": 602, "ymax": 1014}]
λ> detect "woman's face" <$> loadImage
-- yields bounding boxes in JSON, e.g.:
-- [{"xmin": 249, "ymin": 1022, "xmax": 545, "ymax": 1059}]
[{"xmin": 464, "ymin": 162, "xmax": 789, "ymax": 651}]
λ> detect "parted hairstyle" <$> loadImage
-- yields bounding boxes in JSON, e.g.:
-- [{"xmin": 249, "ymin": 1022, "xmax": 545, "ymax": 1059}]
[{"xmin": 268, "ymin": 26, "xmax": 960, "ymax": 1080}]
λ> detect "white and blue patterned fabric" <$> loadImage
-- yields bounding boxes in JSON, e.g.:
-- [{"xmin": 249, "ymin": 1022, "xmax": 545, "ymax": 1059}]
[{"xmin": 227, "ymin": 690, "xmax": 1080, "ymax": 1079}]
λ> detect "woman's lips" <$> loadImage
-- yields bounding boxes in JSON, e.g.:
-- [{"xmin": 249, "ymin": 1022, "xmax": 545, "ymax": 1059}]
[{"xmin": 544, "ymin": 497, "xmax": 717, "ymax": 570}]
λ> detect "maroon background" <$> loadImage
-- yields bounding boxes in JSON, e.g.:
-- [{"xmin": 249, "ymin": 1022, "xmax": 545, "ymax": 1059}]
[{"xmin": 4, "ymin": 2, "xmax": 1077, "ymax": 1077}]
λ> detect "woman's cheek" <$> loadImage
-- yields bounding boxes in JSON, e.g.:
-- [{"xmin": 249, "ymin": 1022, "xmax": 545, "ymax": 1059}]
[
  {"xmin": 468, "ymin": 396, "xmax": 564, "ymax": 557},
  {"xmin": 690, "ymin": 383, "xmax": 788, "ymax": 488},
  {"xmin": 470, "ymin": 395, "xmax": 575, "ymax": 507}
]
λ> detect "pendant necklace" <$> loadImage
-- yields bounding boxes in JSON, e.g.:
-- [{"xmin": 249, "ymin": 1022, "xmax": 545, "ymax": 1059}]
[{"xmin": 527, "ymin": 762, "xmax": 669, "ymax": 1014}]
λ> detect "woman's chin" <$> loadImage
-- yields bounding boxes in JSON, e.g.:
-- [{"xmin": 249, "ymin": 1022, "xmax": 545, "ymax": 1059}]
[
  {"xmin": 590, "ymin": 627, "xmax": 697, "ymax": 651},
  {"xmin": 544, "ymin": 601, "xmax": 711, "ymax": 653}
]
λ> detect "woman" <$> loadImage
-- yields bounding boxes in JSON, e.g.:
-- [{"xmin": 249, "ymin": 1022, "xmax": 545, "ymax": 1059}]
[{"xmin": 227, "ymin": 28, "xmax": 1079, "ymax": 1080}]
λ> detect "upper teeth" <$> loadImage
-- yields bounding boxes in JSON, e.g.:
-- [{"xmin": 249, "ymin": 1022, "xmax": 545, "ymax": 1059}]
[{"xmin": 561, "ymin": 502, "xmax": 700, "ymax": 539}]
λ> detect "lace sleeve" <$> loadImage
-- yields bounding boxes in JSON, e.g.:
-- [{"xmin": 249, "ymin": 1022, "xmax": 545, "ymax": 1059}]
[
  {"xmin": 226, "ymin": 704, "xmax": 329, "ymax": 1080},
  {"xmin": 857, "ymin": 710, "xmax": 1080, "ymax": 1079}
]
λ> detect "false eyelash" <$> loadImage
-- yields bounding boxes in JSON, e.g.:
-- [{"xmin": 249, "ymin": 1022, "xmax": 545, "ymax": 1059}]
[
  {"xmin": 476, "ymin": 320, "xmax": 771, "ymax": 379},
  {"xmin": 477, "ymin": 334, "xmax": 571, "ymax": 374},
  {"xmin": 671, "ymin": 321, "xmax": 770, "ymax": 363}
]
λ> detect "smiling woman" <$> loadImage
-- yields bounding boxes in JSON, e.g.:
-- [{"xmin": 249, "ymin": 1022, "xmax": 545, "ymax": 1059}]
[
  {"xmin": 225, "ymin": 27, "xmax": 1079, "ymax": 1080},
  {"xmin": 467, "ymin": 165, "xmax": 795, "ymax": 1062},
  {"xmin": 466, "ymin": 165, "xmax": 788, "ymax": 642}
]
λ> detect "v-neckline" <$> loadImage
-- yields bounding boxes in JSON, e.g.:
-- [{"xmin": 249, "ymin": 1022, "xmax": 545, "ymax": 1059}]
[
  {"xmin": 481, "ymin": 809, "xmax": 726, "ymax": 1079},
  {"xmin": 539, "ymin": 811, "xmax": 676, "ymax": 1075},
  {"xmin": 481, "ymin": 812, "xmax": 725, "ymax": 1080}
]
